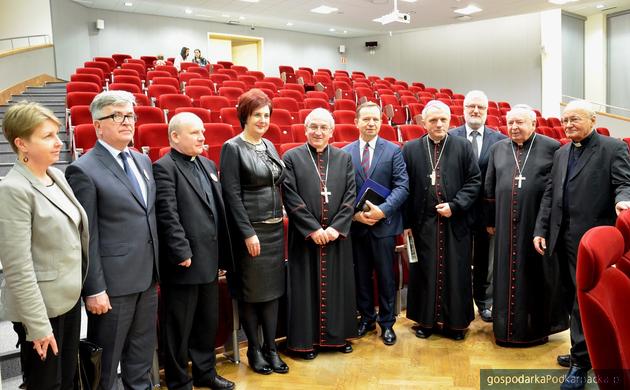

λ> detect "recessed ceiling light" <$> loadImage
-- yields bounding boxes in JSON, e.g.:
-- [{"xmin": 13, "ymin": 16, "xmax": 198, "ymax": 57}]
[
  {"xmin": 548, "ymin": 0, "xmax": 579, "ymax": 4},
  {"xmin": 124, "ymin": 2, "xmax": 132, "ymax": 6},
  {"xmin": 239, "ymin": 16, "xmax": 246, "ymax": 20},
  {"xmin": 343, "ymin": 30, "xmax": 348, "ymax": 34},
  {"xmin": 454, "ymin": 4, "xmax": 482, "ymax": 15},
  {"xmin": 456, "ymin": 15, "xmax": 472, "ymax": 21},
  {"xmin": 329, "ymin": 28, "xmax": 336, "ymax": 32},
  {"xmin": 311, "ymin": 5, "xmax": 338, "ymax": 14},
  {"xmin": 286, "ymin": 22, "xmax": 294, "ymax": 26},
  {"xmin": 240, "ymin": 0, "xmax": 259, "ymax": 2},
  {"xmin": 185, "ymin": 8, "xmax": 192, "ymax": 14},
  {"xmin": 221, "ymin": 14, "xmax": 230, "ymax": 17},
  {"xmin": 400, "ymin": 0, "xmax": 418, "ymax": 2},
  {"xmin": 596, "ymin": 3, "xmax": 605, "ymax": 8}
]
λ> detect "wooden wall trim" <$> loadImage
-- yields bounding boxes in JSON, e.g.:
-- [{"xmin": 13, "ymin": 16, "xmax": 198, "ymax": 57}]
[
  {"xmin": 0, "ymin": 74, "xmax": 62, "ymax": 105},
  {"xmin": 0, "ymin": 44, "xmax": 53, "ymax": 60}
]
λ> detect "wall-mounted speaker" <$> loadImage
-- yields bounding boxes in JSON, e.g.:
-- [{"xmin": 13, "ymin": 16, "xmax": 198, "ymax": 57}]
[
  {"xmin": 339, "ymin": 45, "xmax": 346, "ymax": 54},
  {"xmin": 96, "ymin": 19, "xmax": 105, "ymax": 30}
]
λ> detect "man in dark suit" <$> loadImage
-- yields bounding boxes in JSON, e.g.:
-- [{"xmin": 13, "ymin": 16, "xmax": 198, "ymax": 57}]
[
  {"xmin": 153, "ymin": 113, "xmax": 235, "ymax": 390},
  {"xmin": 450, "ymin": 90, "xmax": 506, "ymax": 323},
  {"xmin": 66, "ymin": 90, "xmax": 159, "ymax": 389},
  {"xmin": 343, "ymin": 102, "xmax": 409, "ymax": 345},
  {"xmin": 534, "ymin": 100, "xmax": 630, "ymax": 390}
]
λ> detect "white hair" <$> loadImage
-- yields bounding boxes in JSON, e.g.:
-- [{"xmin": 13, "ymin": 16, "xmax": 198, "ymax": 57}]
[
  {"xmin": 304, "ymin": 107, "xmax": 335, "ymax": 129},
  {"xmin": 564, "ymin": 100, "xmax": 595, "ymax": 117},
  {"xmin": 168, "ymin": 112, "xmax": 203, "ymax": 135},
  {"xmin": 422, "ymin": 100, "xmax": 451, "ymax": 118},
  {"xmin": 463, "ymin": 90, "xmax": 488, "ymax": 107},
  {"xmin": 506, "ymin": 104, "xmax": 536, "ymax": 122},
  {"xmin": 90, "ymin": 90, "xmax": 136, "ymax": 119}
]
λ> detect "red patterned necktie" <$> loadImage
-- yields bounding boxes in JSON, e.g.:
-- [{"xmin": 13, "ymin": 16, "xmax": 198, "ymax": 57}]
[{"xmin": 361, "ymin": 143, "xmax": 370, "ymax": 175}]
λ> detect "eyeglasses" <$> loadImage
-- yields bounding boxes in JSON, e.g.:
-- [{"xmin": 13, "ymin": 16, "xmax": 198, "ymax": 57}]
[
  {"xmin": 465, "ymin": 104, "xmax": 488, "ymax": 111},
  {"xmin": 97, "ymin": 113, "xmax": 138, "ymax": 124},
  {"xmin": 561, "ymin": 116, "xmax": 584, "ymax": 126},
  {"xmin": 307, "ymin": 124, "xmax": 331, "ymax": 132}
]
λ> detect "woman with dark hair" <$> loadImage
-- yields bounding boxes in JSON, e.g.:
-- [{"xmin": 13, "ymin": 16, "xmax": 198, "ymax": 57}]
[
  {"xmin": 174, "ymin": 46, "xmax": 190, "ymax": 71},
  {"xmin": 192, "ymin": 49, "xmax": 208, "ymax": 66},
  {"xmin": 220, "ymin": 89, "xmax": 288, "ymax": 375},
  {"xmin": 0, "ymin": 101, "xmax": 88, "ymax": 389}
]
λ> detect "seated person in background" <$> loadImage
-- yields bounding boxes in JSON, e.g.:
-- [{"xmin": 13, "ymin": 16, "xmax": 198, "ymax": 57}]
[
  {"xmin": 155, "ymin": 54, "xmax": 167, "ymax": 66},
  {"xmin": 192, "ymin": 49, "xmax": 209, "ymax": 66},
  {"xmin": 174, "ymin": 46, "xmax": 190, "ymax": 71}
]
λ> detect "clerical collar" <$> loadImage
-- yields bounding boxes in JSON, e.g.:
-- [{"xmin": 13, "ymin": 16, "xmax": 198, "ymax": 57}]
[
  {"xmin": 512, "ymin": 133, "xmax": 535, "ymax": 148},
  {"xmin": 572, "ymin": 130, "xmax": 595, "ymax": 148},
  {"xmin": 427, "ymin": 134, "xmax": 447, "ymax": 144},
  {"xmin": 171, "ymin": 147, "xmax": 197, "ymax": 162},
  {"xmin": 307, "ymin": 143, "xmax": 329, "ymax": 154}
]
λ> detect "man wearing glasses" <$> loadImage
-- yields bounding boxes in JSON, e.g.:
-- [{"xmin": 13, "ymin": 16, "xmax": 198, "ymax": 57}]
[
  {"xmin": 450, "ymin": 90, "xmax": 505, "ymax": 323},
  {"xmin": 534, "ymin": 100, "xmax": 630, "ymax": 390},
  {"xmin": 66, "ymin": 90, "xmax": 160, "ymax": 389}
]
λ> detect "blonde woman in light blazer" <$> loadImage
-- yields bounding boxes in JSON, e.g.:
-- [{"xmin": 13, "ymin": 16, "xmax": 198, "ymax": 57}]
[{"xmin": 0, "ymin": 101, "xmax": 88, "ymax": 390}]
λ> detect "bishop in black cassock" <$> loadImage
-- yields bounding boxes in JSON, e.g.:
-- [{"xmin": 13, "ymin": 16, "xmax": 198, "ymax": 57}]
[
  {"xmin": 402, "ymin": 101, "xmax": 481, "ymax": 340},
  {"xmin": 484, "ymin": 106, "xmax": 569, "ymax": 346},
  {"xmin": 282, "ymin": 108, "xmax": 357, "ymax": 359}
]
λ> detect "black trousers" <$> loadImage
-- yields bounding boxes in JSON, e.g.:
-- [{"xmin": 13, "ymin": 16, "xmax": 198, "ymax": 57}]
[
  {"xmin": 558, "ymin": 231, "xmax": 591, "ymax": 368},
  {"xmin": 161, "ymin": 281, "xmax": 219, "ymax": 390},
  {"xmin": 16, "ymin": 300, "xmax": 81, "ymax": 390},
  {"xmin": 471, "ymin": 227, "xmax": 493, "ymax": 310},
  {"xmin": 352, "ymin": 232, "xmax": 397, "ymax": 328}
]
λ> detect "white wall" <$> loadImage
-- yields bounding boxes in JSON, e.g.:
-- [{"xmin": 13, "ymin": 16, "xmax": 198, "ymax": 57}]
[
  {"xmin": 0, "ymin": 46, "xmax": 56, "ymax": 91},
  {"xmin": 50, "ymin": 0, "xmax": 345, "ymax": 80},
  {"xmin": 345, "ymin": 13, "xmax": 543, "ymax": 109},
  {"xmin": 541, "ymin": 9, "xmax": 563, "ymax": 117},
  {"xmin": 584, "ymin": 13, "xmax": 606, "ymax": 105},
  {"xmin": 0, "ymin": 0, "xmax": 53, "ymax": 49}
]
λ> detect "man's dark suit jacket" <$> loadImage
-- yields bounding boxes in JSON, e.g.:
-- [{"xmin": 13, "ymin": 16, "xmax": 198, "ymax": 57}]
[
  {"xmin": 343, "ymin": 137, "xmax": 409, "ymax": 237},
  {"xmin": 450, "ymin": 125, "xmax": 506, "ymax": 227},
  {"xmin": 153, "ymin": 150, "xmax": 234, "ymax": 284},
  {"xmin": 534, "ymin": 131, "xmax": 630, "ymax": 254},
  {"xmin": 65, "ymin": 141, "xmax": 159, "ymax": 297}
]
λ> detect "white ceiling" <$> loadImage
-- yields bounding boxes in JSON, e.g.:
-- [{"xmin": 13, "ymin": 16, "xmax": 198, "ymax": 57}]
[{"xmin": 72, "ymin": 0, "xmax": 630, "ymax": 37}]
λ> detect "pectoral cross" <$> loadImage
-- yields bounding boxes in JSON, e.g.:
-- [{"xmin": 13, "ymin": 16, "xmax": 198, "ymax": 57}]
[
  {"xmin": 515, "ymin": 174, "xmax": 526, "ymax": 189},
  {"xmin": 321, "ymin": 186, "xmax": 331, "ymax": 203},
  {"xmin": 429, "ymin": 170, "xmax": 436, "ymax": 186}
]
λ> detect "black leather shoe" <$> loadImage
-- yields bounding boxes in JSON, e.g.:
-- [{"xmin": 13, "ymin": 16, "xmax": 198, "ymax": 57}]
[
  {"xmin": 357, "ymin": 321, "xmax": 376, "ymax": 337},
  {"xmin": 339, "ymin": 342, "xmax": 353, "ymax": 353},
  {"xmin": 247, "ymin": 348, "xmax": 272, "ymax": 375},
  {"xmin": 263, "ymin": 349, "xmax": 289, "ymax": 374},
  {"xmin": 299, "ymin": 350, "xmax": 318, "ymax": 360},
  {"xmin": 195, "ymin": 374, "xmax": 235, "ymax": 390},
  {"xmin": 479, "ymin": 308, "xmax": 493, "ymax": 323},
  {"xmin": 557, "ymin": 354, "xmax": 571, "ymax": 368},
  {"xmin": 443, "ymin": 328, "xmax": 465, "ymax": 340},
  {"xmin": 381, "ymin": 327, "xmax": 397, "ymax": 346},
  {"xmin": 560, "ymin": 365, "xmax": 589, "ymax": 390},
  {"xmin": 414, "ymin": 327, "xmax": 433, "ymax": 339}
]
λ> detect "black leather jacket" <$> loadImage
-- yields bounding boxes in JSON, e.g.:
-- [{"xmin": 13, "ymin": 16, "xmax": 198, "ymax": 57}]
[{"xmin": 220, "ymin": 136, "xmax": 285, "ymax": 239}]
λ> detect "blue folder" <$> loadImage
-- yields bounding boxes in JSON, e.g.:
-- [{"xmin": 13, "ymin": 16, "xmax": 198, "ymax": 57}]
[{"xmin": 356, "ymin": 178, "xmax": 391, "ymax": 212}]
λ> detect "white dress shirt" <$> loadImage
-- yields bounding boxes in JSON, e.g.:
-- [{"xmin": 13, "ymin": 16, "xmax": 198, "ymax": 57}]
[
  {"xmin": 98, "ymin": 140, "xmax": 148, "ymax": 205},
  {"xmin": 359, "ymin": 136, "xmax": 378, "ymax": 168},
  {"xmin": 465, "ymin": 124, "xmax": 485, "ymax": 159}
]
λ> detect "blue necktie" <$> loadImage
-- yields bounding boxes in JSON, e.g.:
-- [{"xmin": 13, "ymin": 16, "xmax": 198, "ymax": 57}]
[{"xmin": 119, "ymin": 151, "xmax": 145, "ymax": 205}]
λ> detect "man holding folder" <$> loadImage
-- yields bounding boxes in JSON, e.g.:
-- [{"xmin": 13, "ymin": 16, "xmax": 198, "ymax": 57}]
[{"xmin": 343, "ymin": 102, "xmax": 409, "ymax": 345}]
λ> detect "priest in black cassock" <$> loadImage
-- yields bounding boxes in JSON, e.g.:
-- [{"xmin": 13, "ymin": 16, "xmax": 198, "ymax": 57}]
[
  {"xmin": 402, "ymin": 100, "xmax": 481, "ymax": 340},
  {"xmin": 484, "ymin": 105, "xmax": 569, "ymax": 347},
  {"xmin": 282, "ymin": 108, "xmax": 358, "ymax": 360}
]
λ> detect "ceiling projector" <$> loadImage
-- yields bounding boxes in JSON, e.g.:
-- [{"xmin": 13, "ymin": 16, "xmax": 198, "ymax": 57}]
[{"xmin": 372, "ymin": 0, "xmax": 411, "ymax": 25}]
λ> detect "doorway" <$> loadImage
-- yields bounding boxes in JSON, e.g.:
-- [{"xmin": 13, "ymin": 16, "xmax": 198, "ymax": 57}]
[{"xmin": 207, "ymin": 33, "xmax": 263, "ymax": 70}]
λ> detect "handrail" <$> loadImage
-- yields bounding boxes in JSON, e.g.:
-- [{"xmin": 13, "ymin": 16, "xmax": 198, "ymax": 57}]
[
  {"xmin": 562, "ymin": 95, "xmax": 630, "ymax": 115},
  {"xmin": 0, "ymin": 34, "xmax": 51, "ymax": 50}
]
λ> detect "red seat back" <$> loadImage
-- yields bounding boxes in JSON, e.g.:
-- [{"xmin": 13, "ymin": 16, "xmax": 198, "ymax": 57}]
[{"xmin": 203, "ymin": 123, "xmax": 235, "ymax": 146}]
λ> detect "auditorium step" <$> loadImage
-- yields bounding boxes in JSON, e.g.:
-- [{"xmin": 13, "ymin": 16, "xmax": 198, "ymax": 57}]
[{"xmin": 0, "ymin": 82, "xmax": 71, "ymax": 178}]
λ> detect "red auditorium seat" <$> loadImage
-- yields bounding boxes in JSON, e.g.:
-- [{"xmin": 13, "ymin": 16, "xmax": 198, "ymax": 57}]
[
  {"xmin": 134, "ymin": 106, "xmax": 166, "ymax": 145},
  {"xmin": 137, "ymin": 123, "xmax": 170, "ymax": 161},
  {"xmin": 452, "ymin": 93, "xmax": 465, "ymax": 100},
  {"xmin": 210, "ymin": 73, "xmax": 231, "ymax": 89},
  {"xmin": 188, "ymin": 78, "xmax": 215, "ymax": 90},
  {"xmin": 148, "ymin": 84, "xmax": 179, "ymax": 105},
  {"xmin": 231, "ymin": 65, "xmax": 248, "ymax": 74},
  {"xmin": 125, "ymin": 58, "xmax": 146, "ymax": 68},
  {"xmin": 219, "ymin": 107, "xmax": 242, "ymax": 132},
  {"xmin": 204, "ymin": 145, "xmax": 223, "ymax": 166},
  {"xmin": 270, "ymin": 108, "xmax": 295, "ymax": 133},
  {"xmin": 439, "ymin": 88, "xmax": 453, "ymax": 97},
  {"xmin": 113, "ymin": 75, "xmax": 143, "ymax": 90},
  {"xmin": 70, "ymin": 73, "xmax": 102, "ymax": 86},
  {"xmin": 264, "ymin": 123, "xmax": 286, "ymax": 146},
  {"xmin": 450, "ymin": 106, "xmax": 464, "ymax": 116},
  {"xmin": 76, "ymin": 67, "xmax": 105, "ymax": 85},
  {"xmin": 67, "ymin": 92, "xmax": 97, "ymax": 109},
  {"xmin": 498, "ymin": 101, "xmax": 511, "ymax": 109},
  {"xmin": 108, "ymin": 83, "xmax": 142, "ymax": 94},
  {"xmin": 121, "ymin": 63, "xmax": 146, "ymax": 79},
  {"xmin": 355, "ymin": 87, "xmax": 377, "ymax": 104},
  {"xmin": 73, "ymin": 124, "xmax": 97, "ymax": 156},
  {"xmin": 133, "ymin": 93, "xmax": 151, "ymax": 107},
  {"xmin": 185, "ymin": 86, "xmax": 214, "ymax": 107},
  {"xmin": 298, "ymin": 109, "xmax": 313, "ymax": 124},
  {"xmin": 155, "ymin": 65, "xmax": 178, "ymax": 78},
  {"xmin": 179, "ymin": 62, "xmax": 197, "ymax": 71},
  {"xmin": 400, "ymin": 95, "xmax": 419, "ymax": 107},
  {"xmin": 284, "ymin": 83, "xmax": 306, "ymax": 95},
  {"xmin": 279, "ymin": 142, "xmax": 302, "ymax": 157},
  {"xmin": 424, "ymin": 87, "xmax": 438, "ymax": 95},
  {"xmin": 334, "ymin": 99, "xmax": 356, "ymax": 112},
  {"xmin": 140, "ymin": 55, "xmax": 157, "ymax": 69},
  {"xmin": 217, "ymin": 68, "xmax": 238, "ymax": 80},
  {"xmin": 547, "ymin": 117, "xmax": 562, "ymax": 127},
  {"xmin": 333, "ymin": 110, "xmax": 356, "ymax": 125},
  {"xmin": 486, "ymin": 115, "xmax": 501, "ymax": 128},
  {"xmin": 217, "ymin": 61, "xmax": 233, "ymax": 69},
  {"xmin": 264, "ymin": 77, "xmax": 284, "ymax": 90},
  {"xmin": 624, "ymin": 138, "xmax": 630, "ymax": 152},
  {"xmin": 237, "ymin": 75, "xmax": 257, "ymax": 89},
  {"xmin": 553, "ymin": 126, "xmax": 565, "ymax": 139},
  {"xmin": 147, "ymin": 70, "xmax": 172, "ymax": 83},
  {"xmin": 173, "ymin": 107, "xmax": 213, "ymax": 123},
  {"xmin": 179, "ymin": 72, "xmax": 204, "ymax": 88},
  {"xmin": 379, "ymin": 124, "xmax": 398, "ymax": 142},
  {"xmin": 291, "ymin": 124, "xmax": 307, "ymax": 143},
  {"xmin": 158, "ymin": 94, "xmax": 193, "ymax": 120},
  {"xmin": 111, "ymin": 54, "xmax": 132, "ymax": 67},
  {"xmin": 255, "ymin": 81, "xmax": 277, "ymax": 92},
  {"xmin": 278, "ymin": 89, "xmax": 304, "ymax": 107},
  {"xmin": 246, "ymin": 70, "xmax": 265, "ymax": 81},
  {"xmin": 203, "ymin": 123, "xmax": 235, "ymax": 146},
  {"xmin": 223, "ymin": 80, "xmax": 247, "ymax": 91},
  {"xmin": 406, "ymin": 103, "xmax": 424, "ymax": 124},
  {"xmin": 187, "ymin": 66, "xmax": 210, "ymax": 78},
  {"xmin": 334, "ymin": 124, "xmax": 359, "ymax": 141},
  {"xmin": 200, "ymin": 96, "xmax": 231, "ymax": 123},
  {"xmin": 331, "ymin": 141, "xmax": 350, "ymax": 149},
  {"xmin": 399, "ymin": 124, "xmax": 427, "ymax": 141},
  {"xmin": 313, "ymin": 78, "xmax": 334, "ymax": 100},
  {"xmin": 353, "ymin": 81, "xmax": 371, "ymax": 89},
  {"xmin": 84, "ymin": 61, "xmax": 111, "ymax": 79},
  {"xmin": 210, "ymin": 63, "xmax": 224, "ymax": 72},
  {"xmin": 577, "ymin": 225, "xmax": 630, "ymax": 389},
  {"xmin": 305, "ymin": 91, "xmax": 328, "ymax": 101},
  {"xmin": 66, "ymin": 81, "xmax": 101, "ymax": 93},
  {"xmin": 69, "ymin": 105, "xmax": 93, "ymax": 127},
  {"xmin": 218, "ymin": 87, "xmax": 244, "ymax": 106},
  {"xmin": 93, "ymin": 56, "xmax": 116, "ymax": 71},
  {"xmin": 450, "ymin": 115, "xmax": 464, "ymax": 128},
  {"xmin": 380, "ymin": 94, "xmax": 406, "ymax": 125},
  {"xmin": 113, "ymin": 68, "xmax": 141, "ymax": 78},
  {"xmin": 304, "ymin": 98, "xmax": 329, "ymax": 110},
  {"xmin": 351, "ymin": 71, "xmax": 366, "ymax": 79},
  {"xmin": 259, "ymin": 88, "xmax": 276, "ymax": 100},
  {"xmin": 272, "ymin": 97, "xmax": 300, "ymax": 118},
  {"xmin": 295, "ymin": 69, "xmax": 314, "ymax": 86},
  {"xmin": 152, "ymin": 76, "xmax": 180, "ymax": 91},
  {"xmin": 596, "ymin": 127, "xmax": 610, "ymax": 136}
]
